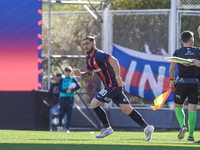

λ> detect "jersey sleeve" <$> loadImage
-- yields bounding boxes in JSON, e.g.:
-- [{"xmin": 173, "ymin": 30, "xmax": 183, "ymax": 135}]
[
  {"xmin": 70, "ymin": 78, "xmax": 82, "ymax": 92},
  {"xmin": 173, "ymin": 50, "xmax": 177, "ymax": 57},
  {"xmin": 86, "ymin": 56, "xmax": 93, "ymax": 71}
]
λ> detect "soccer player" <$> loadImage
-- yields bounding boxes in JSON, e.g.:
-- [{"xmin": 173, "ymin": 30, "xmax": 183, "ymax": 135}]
[
  {"xmin": 73, "ymin": 36, "xmax": 154, "ymax": 141},
  {"xmin": 169, "ymin": 31, "xmax": 200, "ymax": 141}
]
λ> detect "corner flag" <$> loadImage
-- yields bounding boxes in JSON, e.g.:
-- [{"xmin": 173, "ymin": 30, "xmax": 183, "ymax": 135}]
[{"xmin": 150, "ymin": 88, "xmax": 172, "ymax": 110}]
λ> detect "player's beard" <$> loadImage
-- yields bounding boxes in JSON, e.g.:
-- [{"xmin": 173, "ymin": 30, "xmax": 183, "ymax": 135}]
[{"xmin": 85, "ymin": 46, "xmax": 94, "ymax": 55}]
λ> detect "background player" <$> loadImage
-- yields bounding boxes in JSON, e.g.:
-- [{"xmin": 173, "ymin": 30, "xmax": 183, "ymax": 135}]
[
  {"xmin": 74, "ymin": 36, "xmax": 154, "ymax": 141},
  {"xmin": 57, "ymin": 66, "xmax": 81, "ymax": 132}
]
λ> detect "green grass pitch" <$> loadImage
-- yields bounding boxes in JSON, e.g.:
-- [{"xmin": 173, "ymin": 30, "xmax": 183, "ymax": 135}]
[{"xmin": 0, "ymin": 130, "xmax": 200, "ymax": 150}]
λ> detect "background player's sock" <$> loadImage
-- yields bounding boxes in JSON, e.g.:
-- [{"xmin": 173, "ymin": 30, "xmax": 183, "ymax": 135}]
[
  {"xmin": 175, "ymin": 107, "xmax": 185, "ymax": 128},
  {"xmin": 188, "ymin": 111, "xmax": 197, "ymax": 138},
  {"xmin": 128, "ymin": 109, "xmax": 148, "ymax": 129},
  {"xmin": 93, "ymin": 106, "xmax": 110, "ymax": 128}
]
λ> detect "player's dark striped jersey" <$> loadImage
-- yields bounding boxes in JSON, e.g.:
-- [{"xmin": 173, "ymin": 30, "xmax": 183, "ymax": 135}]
[
  {"xmin": 86, "ymin": 49, "xmax": 118, "ymax": 87},
  {"xmin": 173, "ymin": 47, "xmax": 200, "ymax": 78}
]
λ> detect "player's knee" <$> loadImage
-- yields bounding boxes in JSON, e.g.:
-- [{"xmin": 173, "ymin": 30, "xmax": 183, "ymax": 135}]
[
  {"xmin": 91, "ymin": 98, "xmax": 100, "ymax": 109},
  {"xmin": 119, "ymin": 104, "xmax": 133, "ymax": 115},
  {"xmin": 121, "ymin": 108, "xmax": 132, "ymax": 115},
  {"xmin": 91, "ymin": 102, "xmax": 96, "ymax": 109}
]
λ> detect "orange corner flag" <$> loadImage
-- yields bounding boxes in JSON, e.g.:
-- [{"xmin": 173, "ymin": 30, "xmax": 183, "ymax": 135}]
[{"xmin": 150, "ymin": 88, "xmax": 172, "ymax": 110}]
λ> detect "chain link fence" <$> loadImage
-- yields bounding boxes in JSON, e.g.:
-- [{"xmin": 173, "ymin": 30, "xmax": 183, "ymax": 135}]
[
  {"xmin": 177, "ymin": 0, "xmax": 200, "ymax": 48},
  {"xmin": 111, "ymin": 10, "xmax": 170, "ymax": 55},
  {"xmin": 179, "ymin": 0, "xmax": 200, "ymax": 5},
  {"xmin": 177, "ymin": 11, "xmax": 200, "ymax": 48}
]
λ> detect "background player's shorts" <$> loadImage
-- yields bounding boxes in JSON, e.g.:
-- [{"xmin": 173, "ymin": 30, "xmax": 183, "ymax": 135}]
[
  {"xmin": 175, "ymin": 83, "xmax": 198, "ymax": 104},
  {"xmin": 95, "ymin": 86, "xmax": 129, "ymax": 106}
]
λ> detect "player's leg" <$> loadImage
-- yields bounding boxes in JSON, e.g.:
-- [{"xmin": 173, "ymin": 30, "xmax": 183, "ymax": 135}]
[
  {"xmin": 187, "ymin": 86, "xmax": 198, "ymax": 141},
  {"xmin": 64, "ymin": 103, "xmax": 73, "ymax": 133},
  {"xmin": 175, "ymin": 103, "xmax": 185, "ymax": 128},
  {"xmin": 91, "ymin": 98, "xmax": 109, "ymax": 128},
  {"xmin": 175, "ymin": 103, "xmax": 187, "ymax": 139},
  {"xmin": 57, "ymin": 97, "xmax": 66, "ymax": 132},
  {"xmin": 91, "ymin": 97, "xmax": 113, "ymax": 138},
  {"xmin": 174, "ymin": 83, "xmax": 187, "ymax": 139},
  {"xmin": 119, "ymin": 103, "xmax": 154, "ymax": 141},
  {"xmin": 119, "ymin": 103, "xmax": 147, "ymax": 128},
  {"xmin": 112, "ymin": 89, "xmax": 154, "ymax": 141},
  {"xmin": 188, "ymin": 104, "xmax": 197, "ymax": 141}
]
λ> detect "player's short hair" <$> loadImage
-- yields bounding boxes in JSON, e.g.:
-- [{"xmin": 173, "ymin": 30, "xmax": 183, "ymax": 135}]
[
  {"xmin": 181, "ymin": 30, "xmax": 194, "ymax": 43},
  {"xmin": 65, "ymin": 66, "xmax": 72, "ymax": 72},
  {"xmin": 82, "ymin": 36, "xmax": 95, "ymax": 41}
]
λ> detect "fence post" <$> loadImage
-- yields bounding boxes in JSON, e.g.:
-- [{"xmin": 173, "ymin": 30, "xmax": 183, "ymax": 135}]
[
  {"xmin": 102, "ymin": 7, "xmax": 112, "ymax": 109},
  {"xmin": 47, "ymin": 0, "xmax": 51, "ymax": 89},
  {"xmin": 103, "ymin": 7, "xmax": 111, "ymax": 54},
  {"xmin": 169, "ymin": 0, "xmax": 177, "ymax": 55}
]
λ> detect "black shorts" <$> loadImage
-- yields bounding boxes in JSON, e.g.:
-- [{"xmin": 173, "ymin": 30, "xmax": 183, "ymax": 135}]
[
  {"xmin": 95, "ymin": 86, "xmax": 129, "ymax": 107},
  {"xmin": 175, "ymin": 83, "xmax": 198, "ymax": 104}
]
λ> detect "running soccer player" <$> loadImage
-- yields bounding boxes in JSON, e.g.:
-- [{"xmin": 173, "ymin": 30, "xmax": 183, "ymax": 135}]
[
  {"xmin": 74, "ymin": 36, "xmax": 154, "ymax": 141},
  {"xmin": 169, "ymin": 31, "xmax": 200, "ymax": 141}
]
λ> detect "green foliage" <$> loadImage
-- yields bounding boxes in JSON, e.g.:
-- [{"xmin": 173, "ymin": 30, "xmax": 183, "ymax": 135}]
[
  {"xmin": 104, "ymin": 0, "xmax": 170, "ymax": 10},
  {"xmin": 42, "ymin": 0, "xmax": 171, "ymax": 11}
]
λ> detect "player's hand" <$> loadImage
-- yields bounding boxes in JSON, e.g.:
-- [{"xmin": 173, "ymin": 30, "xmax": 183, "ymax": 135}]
[
  {"xmin": 66, "ymin": 89, "xmax": 72, "ymax": 94},
  {"xmin": 116, "ymin": 76, "xmax": 126, "ymax": 87},
  {"xmin": 169, "ymin": 80, "xmax": 175, "ymax": 88},
  {"xmin": 73, "ymin": 68, "xmax": 81, "ymax": 76},
  {"xmin": 119, "ymin": 81, "xmax": 126, "ymax": 87}
]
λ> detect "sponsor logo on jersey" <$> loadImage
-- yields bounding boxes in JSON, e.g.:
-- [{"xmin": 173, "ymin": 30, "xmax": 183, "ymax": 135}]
[
  {"xmin": 94, "ymin": 68, "xmax": 102, "ymax": 72},
  {"xmin": 176, "ymin": 94, "xmax": 181, "ymax": 99},
  {"xmin": 185, "ymin": 50, "xmax": 194, "ymax": 55},
  {"xmin": 123, "ymin": 98, "xmax": 128, "ymax": 102},
  {"xmin": 104, "ymin": 97, "xmax": 111, "ymax": 101}
]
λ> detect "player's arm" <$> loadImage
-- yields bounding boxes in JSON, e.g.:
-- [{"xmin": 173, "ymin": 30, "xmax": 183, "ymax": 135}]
[
  {"xmin": 109, "ymin": 55, "xmax": 125, "ymax": 86},
  {"xmin": 109, "ymin": 56, "xmax": 120, "ymax": 78},
  {"xmin": 66, "ymin": 78, "xmax": 82, "ymax": 94},
  {"xmin": 74, "ymin": 68, "xmax": 94, "ymax": 79},
  {"xmin": 169, "ymin": 62, "xmax": 177, "ymax": 88},
  {"xmin": 71, "ymin": 78, "xmax": 82, "ymax": 92},
  {"xmin": 81, "ymin": 71, "xmax": 94, "ymax": 79}
]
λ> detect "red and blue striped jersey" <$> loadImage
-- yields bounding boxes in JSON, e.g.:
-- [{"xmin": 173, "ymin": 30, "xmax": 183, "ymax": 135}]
[{"xmin": 86, "ymin": 49, "xmax": 118, "ymax": 87}]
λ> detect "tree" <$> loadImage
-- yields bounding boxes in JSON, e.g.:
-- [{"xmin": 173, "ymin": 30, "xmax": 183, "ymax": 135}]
[{"xmin": 104, "ymin": 0, "xmax": 170, "ymax": 10}]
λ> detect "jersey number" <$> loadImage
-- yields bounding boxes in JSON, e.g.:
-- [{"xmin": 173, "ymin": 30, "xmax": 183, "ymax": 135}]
[{"xmin": 99, "ymin": 89, "xmax": 107, "ymax": 96}]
